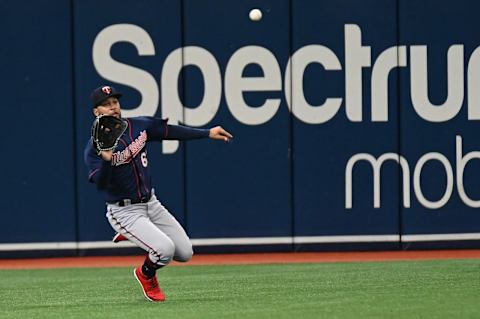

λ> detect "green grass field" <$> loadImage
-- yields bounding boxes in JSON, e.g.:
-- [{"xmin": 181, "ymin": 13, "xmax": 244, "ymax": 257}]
[{"xmin": 0, "ymin": 259, "xmax": 478, "ymax": 319}]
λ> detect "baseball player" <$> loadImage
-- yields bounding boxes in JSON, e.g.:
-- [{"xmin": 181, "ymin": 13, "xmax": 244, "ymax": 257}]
[{"xmin": 84, "ymin": 85, "xmax": 232, "ymax": 302}]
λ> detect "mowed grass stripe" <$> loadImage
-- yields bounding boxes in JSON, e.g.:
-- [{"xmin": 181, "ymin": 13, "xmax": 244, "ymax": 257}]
[{"xmin": 0, "ymin": 260, "xmax": 478, "ymax": 319}]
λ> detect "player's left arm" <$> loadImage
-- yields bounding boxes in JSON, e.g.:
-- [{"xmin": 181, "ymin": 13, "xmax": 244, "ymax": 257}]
[
  {"xmin": 206, "ymin": 126, "xmax": 233, "ymax": 142},
  {"xmin": 146, "ymin": 117, "xmax": 233, "ymax": 142},
  {"xmin": 166, "ymin": 124, "xmax": 233, "ymax": 142}
]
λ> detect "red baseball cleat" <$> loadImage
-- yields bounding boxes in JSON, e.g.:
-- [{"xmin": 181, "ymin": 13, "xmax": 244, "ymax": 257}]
[
  {"xmin": 133, "ymin": 267, "xmax": 166, "ymax": 302},
  {"xmin": 112, "ymin": 233, "xmax": 127, "ymax": 243}
]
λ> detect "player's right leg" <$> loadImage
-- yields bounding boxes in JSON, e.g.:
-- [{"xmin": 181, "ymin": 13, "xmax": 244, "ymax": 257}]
[{"xmin": 112, "ymin": 232, "xmax": 127, "ymax": 243}]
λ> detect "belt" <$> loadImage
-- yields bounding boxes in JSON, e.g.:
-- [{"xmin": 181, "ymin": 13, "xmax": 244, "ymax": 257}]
[{"xmin": 109, "ymin": 193, "xmax": 152, "ymax": 206}]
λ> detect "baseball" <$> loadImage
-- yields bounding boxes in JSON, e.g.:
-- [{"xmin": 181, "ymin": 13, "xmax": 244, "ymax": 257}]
[{"xmin": 249, "ymin": 9, "xmax": 262, "ymax": 22}]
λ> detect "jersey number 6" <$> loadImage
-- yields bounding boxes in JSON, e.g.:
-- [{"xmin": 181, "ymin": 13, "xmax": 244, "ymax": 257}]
[{"xmin": 141, "ymin": 152, "xmax": 148, "ymax": 167}]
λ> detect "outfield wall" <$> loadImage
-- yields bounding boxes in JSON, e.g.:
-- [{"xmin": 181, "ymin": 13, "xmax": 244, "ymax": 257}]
[{"xmin": 1, "ymin": 0, "xmax": 480, "ymax": 257}]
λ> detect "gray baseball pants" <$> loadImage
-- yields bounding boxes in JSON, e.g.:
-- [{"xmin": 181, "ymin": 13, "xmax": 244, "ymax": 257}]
[{"xmin": 106, "ymin": 191, "xmax": 193, "ymax": 266}]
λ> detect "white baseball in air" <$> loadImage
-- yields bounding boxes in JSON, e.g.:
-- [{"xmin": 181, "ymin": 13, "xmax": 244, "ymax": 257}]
[{"xmin": 249, "ymin": 8, "xmax": 262, "ymax": 22}]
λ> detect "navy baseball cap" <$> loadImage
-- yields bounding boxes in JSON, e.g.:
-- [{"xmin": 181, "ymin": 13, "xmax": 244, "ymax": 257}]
[{"xmin": 91, "ymin": 85, "xmax": 122, "ymax": 107}]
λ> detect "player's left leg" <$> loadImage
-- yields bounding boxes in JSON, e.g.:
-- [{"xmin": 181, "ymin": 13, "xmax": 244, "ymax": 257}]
[{"xmin": 147, "ymin": 192, "xmax": 193, "ymax": 263}]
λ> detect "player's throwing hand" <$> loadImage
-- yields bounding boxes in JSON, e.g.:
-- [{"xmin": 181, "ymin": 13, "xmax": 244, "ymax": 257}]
[{"xmin": 209, "ymin": 126, "xmax": 233, "ymax": 142}]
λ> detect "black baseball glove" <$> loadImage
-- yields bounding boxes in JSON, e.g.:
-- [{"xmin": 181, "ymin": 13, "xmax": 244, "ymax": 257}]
[{"xmin": 91, "ymin": 115, "xmax": 128, "ymax": 153}]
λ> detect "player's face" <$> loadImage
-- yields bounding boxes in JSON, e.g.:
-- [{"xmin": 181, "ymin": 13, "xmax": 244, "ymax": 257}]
[{"xmin": 93, "ymin": 97, "xmax": 122, "ymax": 118}]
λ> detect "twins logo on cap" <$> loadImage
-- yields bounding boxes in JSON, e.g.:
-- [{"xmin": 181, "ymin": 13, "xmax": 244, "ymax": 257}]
[{"xmin": 102, "ymin": 86, "xmax": 112, "ymax": 94}]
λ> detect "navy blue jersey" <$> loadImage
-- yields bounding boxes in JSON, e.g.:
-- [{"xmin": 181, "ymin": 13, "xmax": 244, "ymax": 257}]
[{"xmin": 84, "ymin": 116, "xmax": 209, "ymax": 203}]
